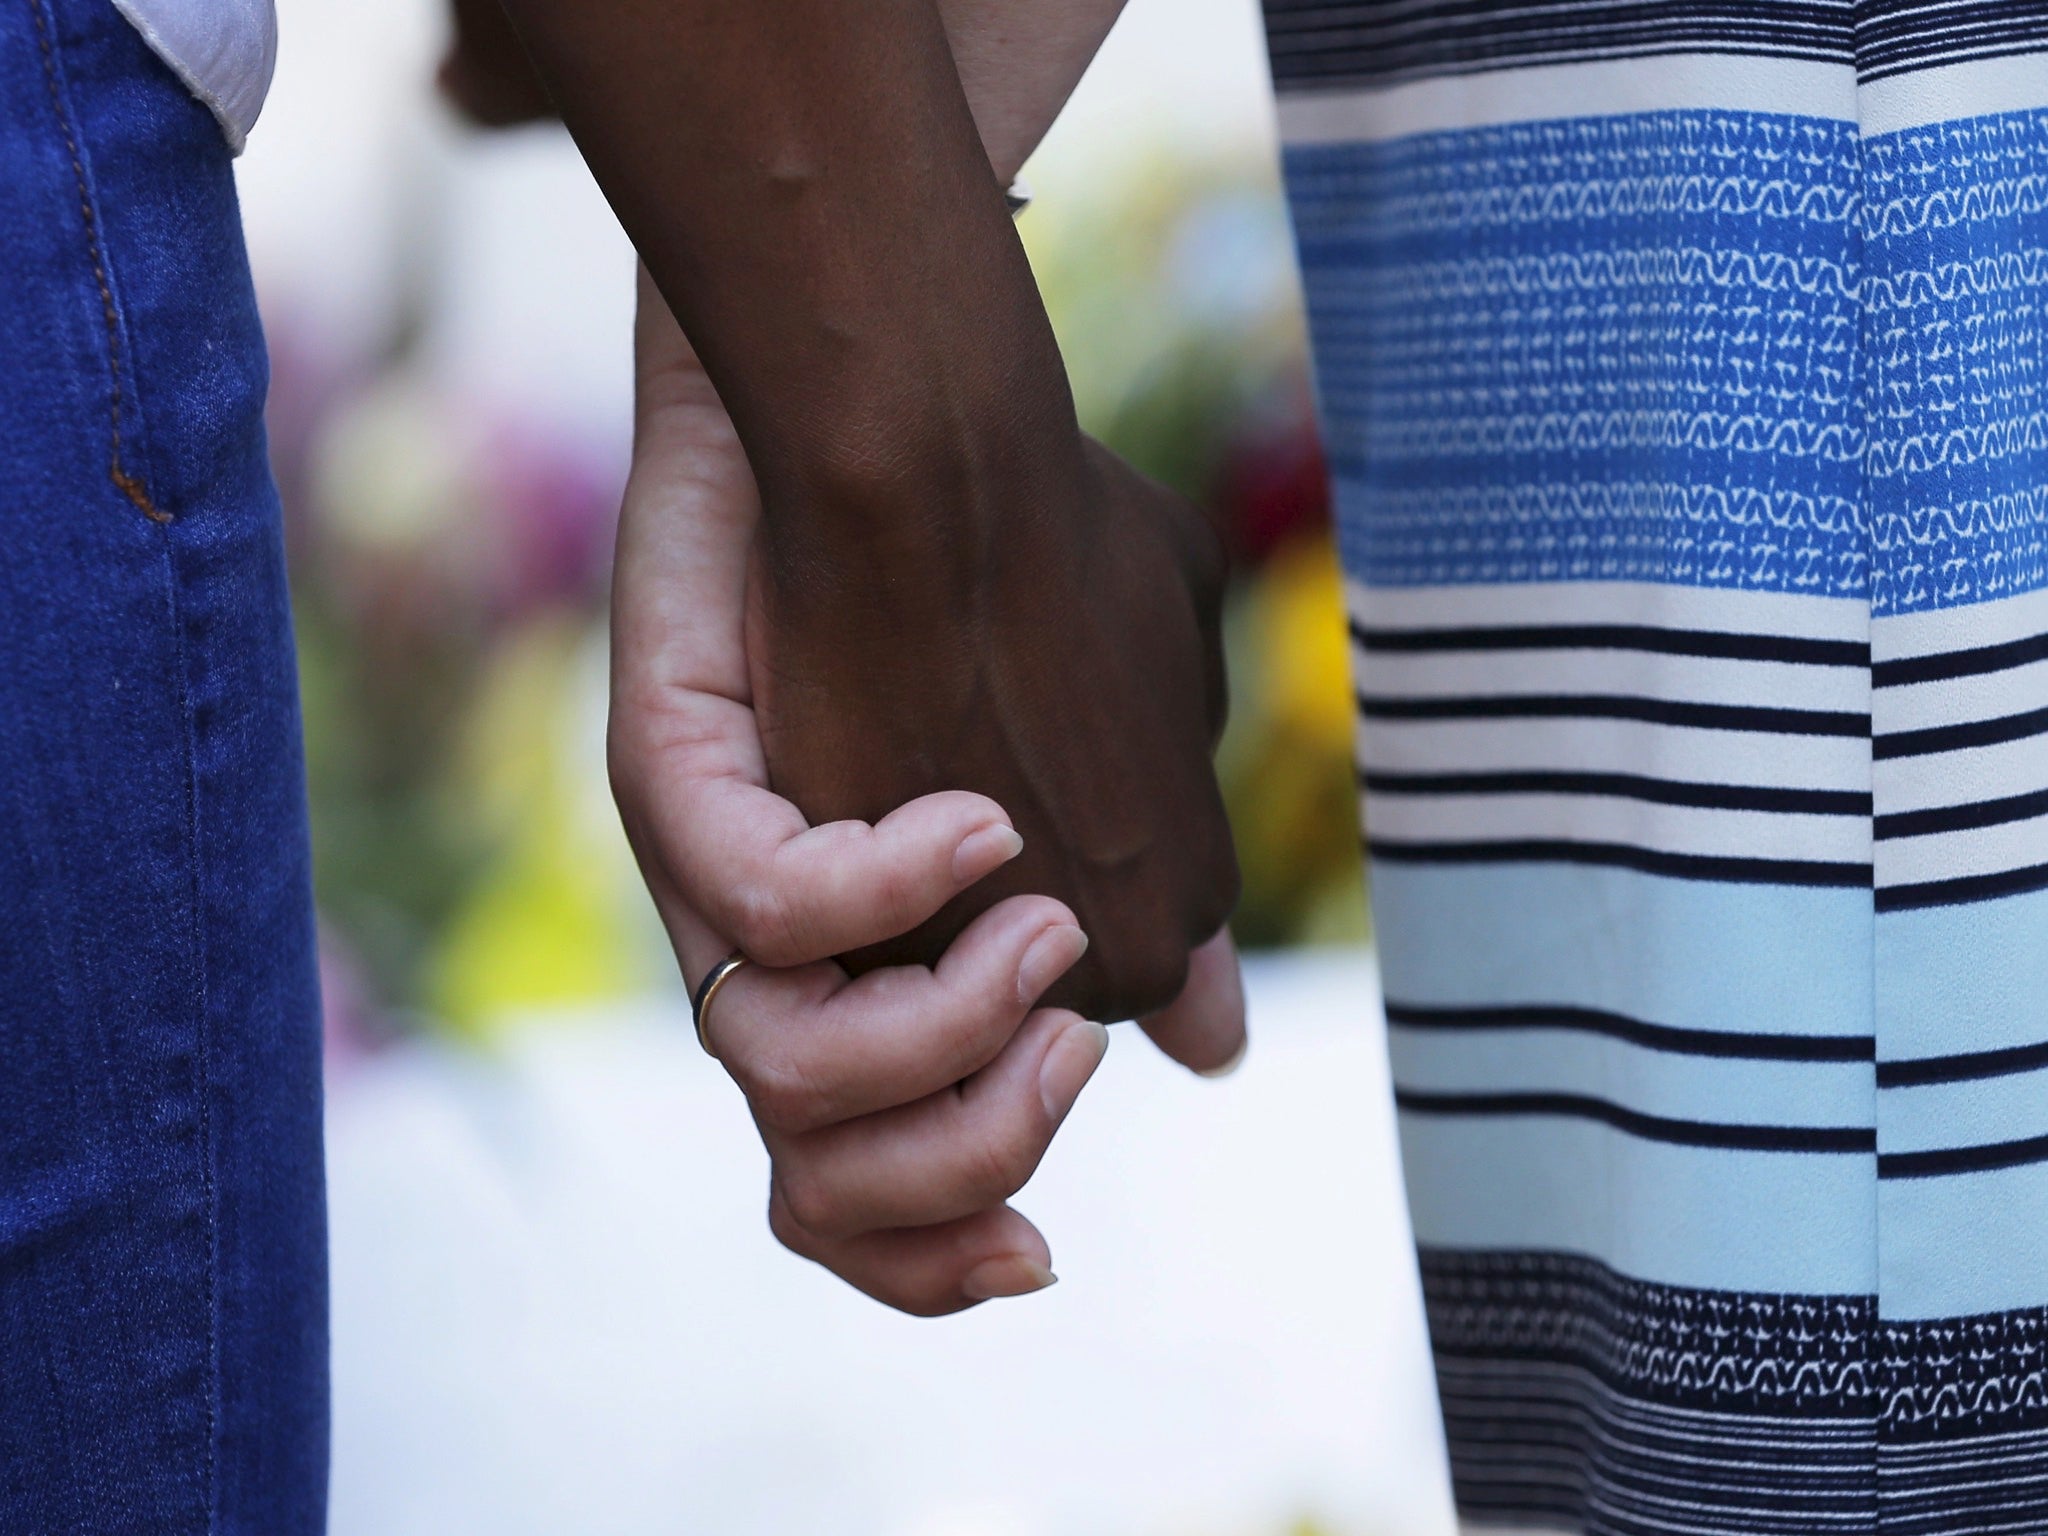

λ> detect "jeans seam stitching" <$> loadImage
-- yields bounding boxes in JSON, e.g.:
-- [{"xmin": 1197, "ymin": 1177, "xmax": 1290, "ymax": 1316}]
[
  {"xmin": 161, "ymin": 533, "xmax": 219, "ymax": 1536},
  {"xmin": 27, "ymin": 0, "xmax": 167, "ymax": 524}
]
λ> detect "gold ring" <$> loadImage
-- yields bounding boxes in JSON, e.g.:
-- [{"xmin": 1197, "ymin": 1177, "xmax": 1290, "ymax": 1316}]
[{"xmin": 690, "ymin": 951, "xmax": 749, "ymax": 1057}]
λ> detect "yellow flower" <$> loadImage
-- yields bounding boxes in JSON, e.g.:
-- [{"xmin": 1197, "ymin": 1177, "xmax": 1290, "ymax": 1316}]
[{"xmin": 1257, "ymin": 536, "xmax": 1355, "ymax": 753}]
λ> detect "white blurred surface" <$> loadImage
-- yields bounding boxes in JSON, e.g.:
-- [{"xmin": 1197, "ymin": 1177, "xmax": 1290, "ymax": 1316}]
[{"xmin": 326, "ymin": 950, "xmax": 1456, "ymax": 1536}]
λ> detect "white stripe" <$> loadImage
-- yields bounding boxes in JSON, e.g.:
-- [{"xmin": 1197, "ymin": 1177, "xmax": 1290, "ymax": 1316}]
[
  {"xmin": 1874, "ymin": 1502, "xmax": 2048, "ymax": 1536},
  {"xmin": 1887, "ymin": 1422, "xmax": 2048, "ymax": 1459},
  {"xmin": 1880, "ymin": 1444, "xmax": 2048, "ymax": 1476},
  {"xmin": 1450, "ymin": 1436, "xmax": 1867, "ymax": 1486},
  {"xmin": 1445, "ymin": 1436, "xmax": 1865, "ymax": 1485},
  {"xmin": 1874, "ymin": 587, "xmax": 2048, "ymax": 665},
  {"xmin": 1877, "ymin": 735, "xmax": 2048, "ymax": 814},
  {"xmin": 1359, "ymin": 716, "xmax": 1871, "ymax": 791},
  {"xmin": 1276, "ymin": 54, "xmax": 1858, "ymax": 145},
  {"xmin": 1272, "ymin": 49, "xmax": 2048, "ymax": 147},
  {"xmin": 1862, "ymin": 51, "xmax": 2048, "ymax": 138},
  {"xmin": 1349, "ymin": 579, "xmax": 1868, "ymax": 643},
  {"xmin": 1367, "ymin": 789, "xmax": 1868, "ymax": 863},
  {"xmin": 1877, "ymin": 810, "xmax": 2048, "ymax": 890},
  {"xmin": 1454, "ymin": 1463, "xmax": 1875, "ymax": 1532},
  {"xmin": 1359, "ymin": 644, "xmax": 1869, "ymax": 714}
]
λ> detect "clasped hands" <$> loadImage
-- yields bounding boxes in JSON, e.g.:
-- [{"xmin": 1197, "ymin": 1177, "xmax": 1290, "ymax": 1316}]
[{"xmin": 607, "ymin": 270, "xmax": 1244, "ymax": 1315}]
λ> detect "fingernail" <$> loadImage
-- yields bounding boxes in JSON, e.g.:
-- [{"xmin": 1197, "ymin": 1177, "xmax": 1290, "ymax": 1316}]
[
  {"xmin": 1017, "ymin": 925, "xmax": 1089, "ymax": 1006},
  {"xmin": 1039, "ymin": 1017, "xmax": 1109, "ymax": 1121},
  {"xmin": 953, "ymin": 824, "xmax": 1023, "ymax": 885},
  {"xmin": 1196, "ymin": 1036, "xmax": 1249, "ymax": 1080},
  {"xmin": 961, "ymin": 1254, "xmax": 1058, "ymax": 1301}
]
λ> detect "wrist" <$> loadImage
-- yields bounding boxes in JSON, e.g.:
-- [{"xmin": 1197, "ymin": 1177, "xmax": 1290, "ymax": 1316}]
[
  {"xmin": 751, "ymin": 308, "xmax": 1088, "ymax": 546},
  {"xmin": 757, "ymin": 378, "xmax": 1093, "ymax": 591}
]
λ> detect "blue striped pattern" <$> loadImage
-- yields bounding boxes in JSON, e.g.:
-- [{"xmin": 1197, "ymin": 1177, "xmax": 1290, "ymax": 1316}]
[
  {"xmin": 1271, "ymin": 24, "xmax": 2048, "ymax": 1531},
  {"xmin": 1290, "ymin": 112, "xmax": 1867, "ymax": 598}
]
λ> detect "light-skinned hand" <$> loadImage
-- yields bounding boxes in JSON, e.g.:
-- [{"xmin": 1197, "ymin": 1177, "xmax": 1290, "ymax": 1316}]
[{"xmin": 608, "ymin": 271, "xmax": 1247, "ymax": 1312}]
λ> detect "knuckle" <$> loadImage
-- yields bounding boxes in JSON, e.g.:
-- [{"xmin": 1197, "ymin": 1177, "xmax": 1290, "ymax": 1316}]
[
  {"xmin": 726, "ymin": 881, "xmax": 804, "ymax": 966},
  {"xmin": 603, "ymin": 709, "xmax": 645, "ymax": 777},
  {"xmin": 928, "ymin": 978, "xmax": 1015, "ymax": 1070},
  {"xmin": 766, "ymin": 1184, "xmax": 812, "ymax": 1256},
  {"xmin": 773, "ymin": 1162, "xmax": 845, "ymax": 1239},
  {"xmin": 868, "ymin": 858, "xmax": 923, "ymax": 921},
  {"xmin": 1104, "ymin": 940, "xmax": 1191, "ymax": 1021},
  {"xmin": 964, "ymin": 1120, "xmax": 1040, "ymax": 1206},
  {"xmin": 741, "ymin": 1050, "xmax": 834, "ymax": 1136},
  {"xmin": 603, "ymin": 732, "xmax": 635, "ymax": 803},
  {"xmin": 889, "ymin": 1285, "xmax": 966, "ymax": 1320},
  {"xmin": 846, "ymin": 1263, "xmax": 962, "ymax": 1318},
  {"xmin": 603, "ymin": 734, "xmax": 653, "ymax": 835}
]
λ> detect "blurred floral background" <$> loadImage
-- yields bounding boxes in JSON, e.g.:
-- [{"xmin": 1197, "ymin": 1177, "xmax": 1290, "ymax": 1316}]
[{"xmin": 235, "ymin": 0, "xmax": 1445, "ymax": 1532}]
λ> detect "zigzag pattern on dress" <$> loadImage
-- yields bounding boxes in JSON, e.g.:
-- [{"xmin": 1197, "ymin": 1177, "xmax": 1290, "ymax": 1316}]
[
  {"xmin": 1420, "ymin": 1248, "xmax": 1878, "ymax": 1415},
  {"xmin": 1290, "ymin": 115, "xmax": 1860, "ymax": 230},
  {"xmin": 1424, "ymin": 1249, "xmax": 2048, "ymax": 1438},
  {"xmin": 1288, "ymin": 111, "xmax": 1864, "ymax": 600},
  {"xmin": 1291, "ymin": 106, "xmax": 2048, "ymax": 616},
  {"xmin": 1423, "ymin": 1251, "xmax": 2048, "ymax": 1534},
  {"xmin": 1357, "ymin": 246, "xmax": 1858, "ymax": 307},
  {"xmin": 1881, "ymin": 1310, "xmax": 2048, "ymax": 1435},
  {"xmin": 1338, "ymin": 481, "xmax": 1866, "ymax": 594},
  {"xmin": 1868, "ymin": 113, "xmax": 2048, "ymax": 615}
]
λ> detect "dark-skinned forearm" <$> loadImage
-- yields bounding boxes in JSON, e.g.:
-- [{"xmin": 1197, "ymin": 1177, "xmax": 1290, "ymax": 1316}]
[{"xmin": 496, "ymin": 0, "xmax": 1085, "ymax": 533}]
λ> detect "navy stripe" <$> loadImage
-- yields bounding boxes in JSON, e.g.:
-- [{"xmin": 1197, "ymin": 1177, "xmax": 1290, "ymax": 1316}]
[
  {"xmin": 1273, "ymin": 37, "xmax": 1848, "ymax": 91},
  {"xmin": 1876, "ymin": 704, "xmax": 2048, "ymax": 761},
  {"xmin": 1363, "ymin": 766, "xmax": 1873, "ymax": 817},
  {"xmin": 1261, "ymin": 0, "xmax": 2048, "ymax": 87},
  {"xmin": 1877, "ymin": 860, "xmax": 2048, "ymax": 912},
  {"xmin": 1352, "ymin": 619, "xmax": 1870, "ymax": 668},
  {"xmin": 1874, "ymin": 631, "xmax": 2048, "ymax": 689},
  {"xmin": 1358, "ymin": 691, "xmax": 1871, "ymax": 736},
  {"xmin": 1879, "ymin": 1037, "xmax": 2048, "ymax": 1089},
  {"xmin": 1391, "ymin": 1004, "xmax": 2048, "ymax": 1088},
  {"xmin": 1265, "ymin": 1, "xmax": 1853, "ymax": 65},
  {"xmin": 1877, "ymin": 785, "xmax": 2048, "ymax": 841},
  {"xmin": 1865, "ymin": 34, "xmax": 2048, "ymax": 80},
  {"xmin": 1881, "ymin": 1131, "xmax": 2048, "ymax": 1180},
  {"xmin": 1371, "ymin": 835, "xmax": 1873, "ymax": 888},
  {"xmin": 1393, "ymin": 1087, "xmax": 1875, "ymax": 1153},
  {"xmin": 1860, "ymin": 0, "xmax": 2048, "ymax": 78},
  {"xmin": 1385, "ymin": 1000, "xmax": 1876, "ymax": 1062}
]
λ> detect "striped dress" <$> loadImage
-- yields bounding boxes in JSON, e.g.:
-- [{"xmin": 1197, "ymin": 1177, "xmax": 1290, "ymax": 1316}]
[{"xmin": 1256, "ymin": 6, "xmax": 2048, "ymax": 1533}]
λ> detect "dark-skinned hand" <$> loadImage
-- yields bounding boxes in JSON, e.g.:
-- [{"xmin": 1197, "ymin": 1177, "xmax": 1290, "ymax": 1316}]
[{"xmin": 749, "ymin": 437, "xmax": 1244, "ymax": 1041}]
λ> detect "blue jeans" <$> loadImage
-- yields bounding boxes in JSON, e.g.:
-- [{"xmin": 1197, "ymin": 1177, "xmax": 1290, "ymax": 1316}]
[{"xmin": 0, "ymin": 0, "xmax": 327, "ymax": 1530}]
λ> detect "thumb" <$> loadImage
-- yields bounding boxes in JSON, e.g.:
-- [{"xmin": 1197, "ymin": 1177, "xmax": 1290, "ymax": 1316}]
[{"xmin": 1137, "ymin": 928, "xmax": 1247, "ymax": 1077}]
